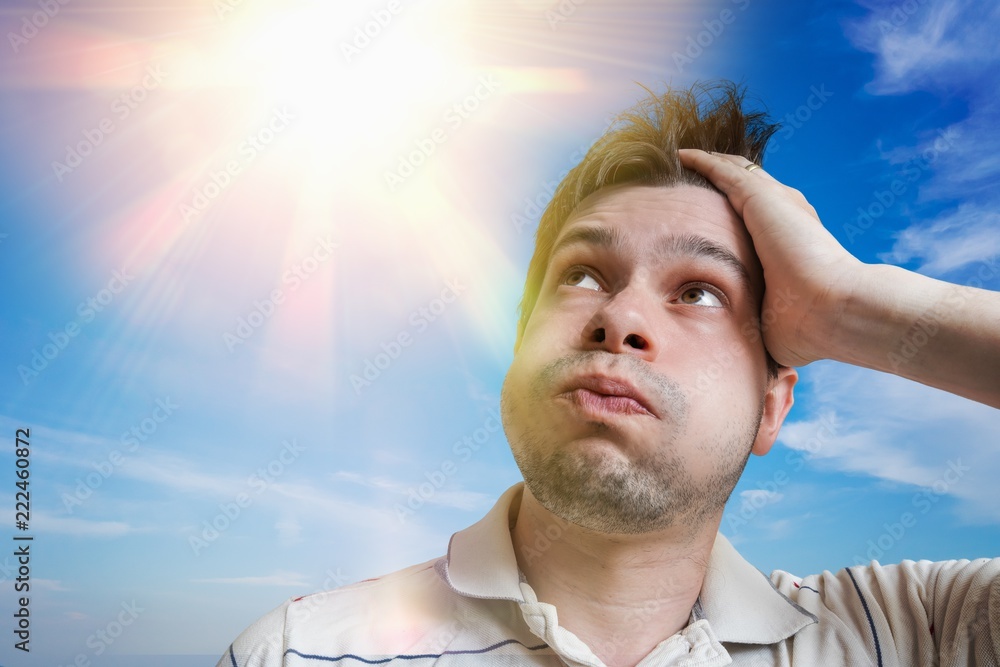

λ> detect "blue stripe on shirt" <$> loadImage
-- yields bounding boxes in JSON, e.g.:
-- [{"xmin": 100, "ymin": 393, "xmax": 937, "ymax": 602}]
[{"xmin": 284, "ymin": 638, "xmax": 550, "ymax": 663}]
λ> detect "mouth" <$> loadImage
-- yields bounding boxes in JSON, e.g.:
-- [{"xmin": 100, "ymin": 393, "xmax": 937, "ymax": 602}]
[{"xmin": 557, "ymin": 374, "xmax": 659, "ymax": 419}]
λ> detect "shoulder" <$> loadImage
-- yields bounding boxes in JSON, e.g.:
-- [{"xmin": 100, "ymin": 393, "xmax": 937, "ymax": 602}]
[
  {"xmin": 286, "ymin": 557, "xmax": 454, "ymax": 632},
  {"xmin": 771, "ymin": 556, "xmax": 1000, "ymax": 609},
  {"xmin": 221, "ymin": 557, "xmax": 463, "ymax": 667},
  {"xmin": 769, "ymin": 557, "xmax": 1000, "ymax": 664},
  {"xmin": 219, "ymin": 595, "xmax": 293, "ymax": 667}
]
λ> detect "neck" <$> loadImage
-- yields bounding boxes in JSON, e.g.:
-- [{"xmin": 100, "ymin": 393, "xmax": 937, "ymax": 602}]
[{"xmin": 510, "ymin": 486, "xmax": 720, "ymax": 667}]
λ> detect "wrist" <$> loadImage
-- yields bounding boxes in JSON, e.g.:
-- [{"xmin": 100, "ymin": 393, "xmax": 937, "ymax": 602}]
[
  {"xmin": 825, "ymin": 263, "xmax": 940, "ymax": 371},
  {"xmin": 782, "ymin": 258, "xmax": 870, "ymax": 366}
]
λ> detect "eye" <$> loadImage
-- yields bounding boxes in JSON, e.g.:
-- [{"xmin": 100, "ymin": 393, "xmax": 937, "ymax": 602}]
[
  {"xmin": 677, "ymin": 286, "xmax": 723, "ymax": 308},
  {"xmin": 563, "ymin": 268, "xmax": 602, "ymax": 291}
]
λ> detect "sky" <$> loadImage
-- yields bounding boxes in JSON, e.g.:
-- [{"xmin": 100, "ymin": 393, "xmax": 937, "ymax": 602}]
[{"xmin": 0, "ymin": 0, "xmax": 998, "ymax": 664}]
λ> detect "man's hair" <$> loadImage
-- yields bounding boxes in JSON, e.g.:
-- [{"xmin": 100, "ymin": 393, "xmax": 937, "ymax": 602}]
[{"xmin": 515, "ymin": 81, "xmax": 780, "ymax": 374}]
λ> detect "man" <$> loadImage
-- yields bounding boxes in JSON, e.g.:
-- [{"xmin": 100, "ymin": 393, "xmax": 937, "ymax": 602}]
[{"xmin": 218, "ymin": 83, "xmax": 1000, "ymax": 666}]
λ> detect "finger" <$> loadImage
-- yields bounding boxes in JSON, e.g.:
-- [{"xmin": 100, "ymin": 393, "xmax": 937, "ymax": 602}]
[
  {"xmin": 679, "ymin": 149, "xmax": 814, "ymax": 217},
  {"xmin": 712, "ymin": 152, "xmax": 781, "ymax": 183},
  {"xmin": 678, "ymin": 149, "xmax": 778, "ymax": 189},
  {"xmin": 743, "ymin": 163, "xmax": 779, "ymax": 182},
  {"xmin": 678, "ymin": 148, "xmax": 780, "ymax": 218}
]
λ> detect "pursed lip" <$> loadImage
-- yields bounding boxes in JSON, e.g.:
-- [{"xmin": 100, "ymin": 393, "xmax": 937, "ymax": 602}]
[{"xmin": 557, "ymin": 374, "xmax": 660, "ymax": 419}]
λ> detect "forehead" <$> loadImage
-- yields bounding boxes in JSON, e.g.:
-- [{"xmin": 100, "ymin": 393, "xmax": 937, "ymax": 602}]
[
  {"xmin": 560, "ymin": 183, "xmax": 753, "ymax": 252},
  {"xmin": 552, "ymin": 183, "xmax": 763, "ymax": 294}
]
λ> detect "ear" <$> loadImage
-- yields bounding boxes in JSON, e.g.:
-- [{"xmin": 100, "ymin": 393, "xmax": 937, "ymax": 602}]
[{"xmin": 751, "ymin": 366, "xmax": 797, "ymax": 456}]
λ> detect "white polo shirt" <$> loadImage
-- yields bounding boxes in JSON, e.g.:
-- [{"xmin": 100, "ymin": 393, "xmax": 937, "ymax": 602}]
[{"xmin": 219, "ymin": 483, "xmax": 999, "ymax": 666}]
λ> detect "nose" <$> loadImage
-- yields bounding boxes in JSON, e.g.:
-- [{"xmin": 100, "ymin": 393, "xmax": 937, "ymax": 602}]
[{"xmin": 582, "ymin": 285, "xmax": 659, "ymax": 361}]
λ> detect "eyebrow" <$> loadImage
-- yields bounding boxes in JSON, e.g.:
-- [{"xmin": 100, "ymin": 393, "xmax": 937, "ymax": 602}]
[{"xmin": 550, "ymin": 225, "xmax": 753, "ymax": 294}]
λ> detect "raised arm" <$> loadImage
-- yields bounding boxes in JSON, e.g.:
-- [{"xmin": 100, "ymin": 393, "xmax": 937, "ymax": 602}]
[{"xmin": 679, "ymin": 148, "xmax": 1000, "ymax": 409}]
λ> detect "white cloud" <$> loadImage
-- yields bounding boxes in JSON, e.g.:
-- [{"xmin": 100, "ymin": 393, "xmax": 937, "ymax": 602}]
[
  {"xmin": 274, "ymin": 517, "xmax": 302, "ymax": 545},
  {"xmin": 879, "ymin": 203, "xmax": 1000, "ymax": 277},
  {"xmin": 192, "ymin": 571, "xmax": 310, "ymax": 587},
  {"xmin": 781, "ymin": 361, "xmax": 1000, "ymax": 523},
  {"xmin": 0, "ymin": 416, "xmax": 252, "ymax": 502},
  {"xmin": 331, "ymin": 469, "xmax": 494, "ymax": 511},
  {"xmin": 847, "ymin": 0, "xmax": 1000, "ymax": 95},
  {"xmin": 119, "ymin": 450, "xmax": 252, "ymax": 497},
  {"xmin": 738, "ymin": 489, "xmax": 784, "ymax": 507},
  {"xmin": 33, "ymin": 578, "xmax": 70, "ymax": 592},
  {"xmin": 781, "ymin": 418, "xmax": 939, "ymax": 486},
  {"xmin": 261, "ymin": 479, "xmax": 472, "ymax": 577},
  {"xmin": 32, "ymin": 512, "xmax": 131, "ymax": 537},
  {"xmin": 331, "ymin": 470, "xmax": 403, "ymax": 491},
  {"xmin": 759, "ymin": 518, "xmax": 794, "ymax": 541},
  {"xmin": 0, "ymin": 416, "xmax": 113, "ymax": 468},
  {"xmin": 913, "ymin": 99, "xmax": 1000, "ymax": 201},
  {"xmin": 844, "ymin": 1, "xmax": 1000, "ymax": 289}
]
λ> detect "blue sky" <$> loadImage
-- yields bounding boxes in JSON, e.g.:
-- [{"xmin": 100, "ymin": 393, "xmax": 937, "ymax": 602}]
[{"xmin": 1, "ymin": 0, "xmax": 998, "ymax": 664}]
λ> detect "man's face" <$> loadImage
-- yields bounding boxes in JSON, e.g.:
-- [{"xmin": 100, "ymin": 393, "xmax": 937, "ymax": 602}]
[{"xmin": 501, "ymin": 183, "xmax": 791, "ymax": 534}]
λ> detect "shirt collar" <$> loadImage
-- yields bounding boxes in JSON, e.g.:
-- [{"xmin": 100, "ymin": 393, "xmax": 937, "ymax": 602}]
[
  {"xmin": 697, "ymin": 532, "xmax": 817, "ymax": 644},
  {"xmin": 441, "ymin": 482, "xmax": 816, "ymax": 643},
  {"xmin": 439, "ymin": 483, "xmax": 526, "ymax": 601}
]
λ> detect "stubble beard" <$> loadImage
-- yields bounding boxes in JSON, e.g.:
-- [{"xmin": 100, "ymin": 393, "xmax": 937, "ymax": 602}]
[{"xmin": 502, "ymin": 353, "xmax": 765, "ymax": 535}]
